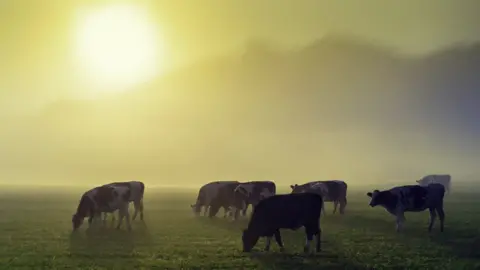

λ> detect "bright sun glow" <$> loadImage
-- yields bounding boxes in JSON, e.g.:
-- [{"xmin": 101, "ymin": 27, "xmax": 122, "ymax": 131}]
[{"xmin": 74, "ymin": 4, "xmax": 162, "ymax": 93}]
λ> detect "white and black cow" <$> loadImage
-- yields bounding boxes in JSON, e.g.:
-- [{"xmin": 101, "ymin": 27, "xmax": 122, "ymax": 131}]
[
  {"xmin": 242, "ymin": 192, "xmax": 323, "ymax": 253},
  {"xmin": 233, "ymin": 181, "xmax": 276, "ymax": 218},
  {"xmin": 367, "ymin": 183, "xmax": 446, "ymax": 232},
  {"xmin": 290, "ymin": 180, "xmax": 348, "ymax": 215},
  {"xmin": 72, "ymin": 184, "xmax": 133, "ymax": 231},
  {"xmin": 190, "ymin": 181, "xmax": 240, "ymax": 218},
  {"xmin": 416, "ymin": 174, "xmax": 451, "ymax": 193},
  {"xmin": 102, "ymin": 181, "xmax": 145, "ymax": 222}
]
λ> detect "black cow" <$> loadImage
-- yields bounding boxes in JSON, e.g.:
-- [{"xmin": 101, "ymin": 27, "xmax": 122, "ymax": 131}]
[
  {"xmin": 367, "ymin": 183, "xmax": 446, "ymax": 232},
  {"xmin": 242, "ymin": 193, "xmax": 323, "ymax": 253},
  {"xmin": 233, "ymin": 181, "xmax": 276, "ymax": 218}
]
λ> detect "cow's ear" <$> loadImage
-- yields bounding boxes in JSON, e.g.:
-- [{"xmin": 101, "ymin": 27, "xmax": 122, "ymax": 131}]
[
  {"xmin": 367, "ymin": 192, "xmax": 373, "ymax": 197},
  {"xmin": 290, "ymin": 185, "xmax": 295, "ymax": 189},
  {"xmin": 373, "ymin": 189, "xmax": 379, "ymax": 193}
]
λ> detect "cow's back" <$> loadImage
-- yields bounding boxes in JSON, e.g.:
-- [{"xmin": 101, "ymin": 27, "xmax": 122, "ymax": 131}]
[
  {"xmin": 248, "ymin": 193, "xmax": 323, "ymax": 233},
  {"xmin": 200, "ymin": 181, "xmax": 239, "ymax": 206}
]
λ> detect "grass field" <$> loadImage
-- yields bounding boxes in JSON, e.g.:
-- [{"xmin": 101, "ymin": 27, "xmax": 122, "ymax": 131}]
[{"xmin": 0, "ymin": 186, "xmax": 479, "ymax": 269}]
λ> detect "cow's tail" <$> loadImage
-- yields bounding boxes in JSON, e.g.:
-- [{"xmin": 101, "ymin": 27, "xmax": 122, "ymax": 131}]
[{"xmin": 339, "ymin": 182, "xmax": 348, "ymax": 214}]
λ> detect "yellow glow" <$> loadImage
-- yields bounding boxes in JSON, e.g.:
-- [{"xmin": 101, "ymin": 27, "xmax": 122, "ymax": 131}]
[{"xmin": 74, "ymin": 4, "xmax": 162, "ymax": 92}]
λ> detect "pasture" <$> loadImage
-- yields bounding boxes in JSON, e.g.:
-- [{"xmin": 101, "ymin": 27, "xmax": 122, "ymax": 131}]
[{"xmin": 0, "ymin": 186, "xmax": 479, "ymax": 269}]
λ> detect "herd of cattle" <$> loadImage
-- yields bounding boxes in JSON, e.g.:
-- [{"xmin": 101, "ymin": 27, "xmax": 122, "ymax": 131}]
[{"xmin": 72, "ymin": 174, "xmax": 452, "ymax": 253}]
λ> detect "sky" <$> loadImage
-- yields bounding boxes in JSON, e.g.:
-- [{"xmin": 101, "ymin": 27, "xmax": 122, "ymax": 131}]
[{"xmin": 0, "ymin": 0, "xmax": 479, "ymax": 187}]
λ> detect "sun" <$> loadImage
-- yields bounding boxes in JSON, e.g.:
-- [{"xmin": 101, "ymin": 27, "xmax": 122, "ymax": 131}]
[{"xmin": 74, "ymin": 4, "xmax": 162, "ymax": 93}]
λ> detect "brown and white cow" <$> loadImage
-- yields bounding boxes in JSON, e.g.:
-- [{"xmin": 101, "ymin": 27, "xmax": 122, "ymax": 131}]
[
  {"xmin": 291, "ymin": 180, "xmax": 347, "ymax": 215},
  {"xmin": 72, "ymin": 184, "xmax": 133, "ymax": 231},
  {"xmin": 102, "ymin": 181, "xmax": 145, "ymax": 222}
]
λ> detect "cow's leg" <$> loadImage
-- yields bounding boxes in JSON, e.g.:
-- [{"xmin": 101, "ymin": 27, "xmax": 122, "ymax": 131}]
[
  {"xmin": 274, "ymin": 230, "xmax": 284, "ymax": 252},
  {"xmin": 242, "ymin": 204, "xmax": 248, "ymax": 216},
  {"xmin": 428, "ymin": 207, "xmax": 436, "ymax": 232},
  {"xmin": 117, "ymin": 204, "xmax": 132, "ymax": 231},
  {"xmin": 102, "ymin": 212, "xmax": 108, "ymax": 226},
  {"xmin": 340, "ymin": 197, "xmax": 347, "ymax": 214},
  {"xmin": 264, "ymin": 236, "xmax": 272, "ymax": 251},
  {"xmin": 395, "ymin": 213, "xmax": 405, "ymax": 232},
  {"xmin": 333, "ymin": 201, "xmax": 338, "ymax": 214},
  {"xmin": 223, "ymin": 206, "xmax": 229, "ymax": 218},
  {"xmin": 132, "ymin": 200, "xmax": 139, "ymax": 220},
  {"xmin": 437, "ymin": 207, "xmax": 445, "ymax": 232},
  {"xmin": 203, "ymin": 206, "xmax": 208, "ymax": 216},
  {"xmin": 304, "ymin": 223, "xmax": 319, "ymax": 253}
]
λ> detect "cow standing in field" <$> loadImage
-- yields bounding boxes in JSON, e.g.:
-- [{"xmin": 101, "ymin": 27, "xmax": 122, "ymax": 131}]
[
  {"xmin": 242, "ymin": 193, "xmax": 323, "ymax": 253},
  {"xmin": 72, "ymin": 184, "xmax": 133, "ymax": 231},
  {"xmin": 416, "ymin": 174, "xmax": 451, "ymax": 193},
  {"xmin": 290, "ymin": 180, "xmax": 347, "ymax": 215},
  {"xmin": 102, "ymin": 181, "xmax": 145, "ymax": 223},
  {"xmin": 190, "ymin": 181, "xmax": 240, "ymax": 218},
  {"xmin": 232, "ymin": 181, "xmax": 276, "ymax": 219},
  {"xmin": 367, "ymin": 183, "xmax": 446, "ymax": 232}
]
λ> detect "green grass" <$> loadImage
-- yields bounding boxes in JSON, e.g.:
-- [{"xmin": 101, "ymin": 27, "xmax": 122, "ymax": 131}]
[{"xmin": 0, "ymin": 187, "xmax": 479, "ymax": 269}]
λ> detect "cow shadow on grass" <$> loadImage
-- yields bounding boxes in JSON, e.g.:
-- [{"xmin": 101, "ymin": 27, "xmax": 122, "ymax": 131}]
[
  {"xmin": 196, "ymin": 217, "xmax": 360, "ymax": 269},
  {"xmin": 68, "ymin": 222, "xmax": 153, "ymax": 267},
  {"xmin": 340, "ymin": 213, "xmax": 480, "ymax": 261}
]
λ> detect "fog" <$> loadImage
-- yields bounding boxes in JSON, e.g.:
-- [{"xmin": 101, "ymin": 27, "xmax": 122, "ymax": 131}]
[{"xmin": 1, "ymin": 1, "xmax": 479, "ymax": 188}]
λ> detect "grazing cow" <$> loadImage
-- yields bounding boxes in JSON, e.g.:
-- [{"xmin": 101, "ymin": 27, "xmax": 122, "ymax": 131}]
[
  {"xmin": 72, "ymin": 184, "xmax": 133, "ymax": 231},
  {"xmin": 102, "ymin": 181, "xmax": 145, "ymax": 222},
  {"xmin": 367, "ymin": 183, "xmax": 446, "ymax": 232},
  {"xmin": 291, "ymin": 180, "xmax": 348, "ymax": 215},
  {"xmin": 416, "ymin": 174, "xmax": 451, "ymax": 193},
  {"xmin": 242, "ymin": 193, "xmax": 323, "ymax": 253},
  {"xmin": 190, "ymin": 181, "xmax": 240, "ymax": 217},
  {"xmin": 233, "ymin": 181, "xmax": 276, "ymax": 218}
]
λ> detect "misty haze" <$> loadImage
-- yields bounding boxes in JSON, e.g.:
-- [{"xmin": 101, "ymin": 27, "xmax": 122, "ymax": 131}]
[{"xmin": 0, "ymin": 0, "xmax": 479, "ymax": 269}]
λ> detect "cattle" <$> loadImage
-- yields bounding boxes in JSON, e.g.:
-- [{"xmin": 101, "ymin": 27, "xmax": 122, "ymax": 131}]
[
  {"xmin": 291, "ymin": 180, "xmax": 347, "ymax": 215},
  {"xmin": 242, "ymin": 193, "xmax": 323, "ymax": 253},
  {"xmin": 366, "ymin": 183, "xmax": 446, "ymax": 232},
  {"xmin": 416, "ymin": 174, "xmax": 451, "ymax": 193},
  {"xmin": 102, "ymin": 181, "xmax": 145, "ymax": 222},
  {"xmin": 72, "ymin": 184, "xmax": 133, "ymax": 231},
  {"xmin": 190, "ymin": 181, "xmax": 240, "ymax": 218},
  {"xmin": 232, "ymin": 181, "xmax": 276, "ymax": 218}
]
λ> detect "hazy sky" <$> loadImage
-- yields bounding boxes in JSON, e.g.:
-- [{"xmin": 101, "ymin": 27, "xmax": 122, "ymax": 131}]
[{"xmin": 1, "ymin": 0, "xmax": 479, "ymax": 186}]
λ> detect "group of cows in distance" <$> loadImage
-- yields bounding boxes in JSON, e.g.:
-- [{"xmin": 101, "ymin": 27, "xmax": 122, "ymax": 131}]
[{"xmin": 72, "ymin": 174, "xmax": 451, "ymax": 253}]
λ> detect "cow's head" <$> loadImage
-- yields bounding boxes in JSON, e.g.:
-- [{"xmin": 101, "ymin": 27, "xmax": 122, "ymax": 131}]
[
  {"xmin": 366, "ymin": 189, "xmax": 382, "ymax": 207},
  {"xmin": 290, "ymin": 184, "xmax": 303, "ymax": 193},
  {"xmin": 242, "ymin": 229, "xmax": 259, "ymax": 252},
  {"xmin": 190, "ymin": 203, "xmax": 202, "ymax": 215},
  {"xmin": 72, "ymin": 213, "xmax": 83, "ymax": 231}
]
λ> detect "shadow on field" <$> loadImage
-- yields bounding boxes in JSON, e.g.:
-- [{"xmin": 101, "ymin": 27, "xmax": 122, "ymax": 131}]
[
  {"xmin": 68, "ymin": 222, "xmax": 153, "ymax": 261},
  {"xmin": 341, "ymin": 213, "xmax": 480, "ymax": 260},
  {"xmin": 249, "ymin": 252, "xmax": 356, "ymax": 270},
  {"xmin": 196, "ymin": 217, "xmax": 360, "ymax": 269}
]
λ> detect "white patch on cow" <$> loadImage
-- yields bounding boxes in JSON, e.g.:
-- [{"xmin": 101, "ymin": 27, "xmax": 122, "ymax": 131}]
[
  {"xmin": 259, "ymin": 188, "xmax": 274, "ymax": 199},
  {"xmin": 417, "ymin": 174, "xmax": 451, "ymax": 193}
]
